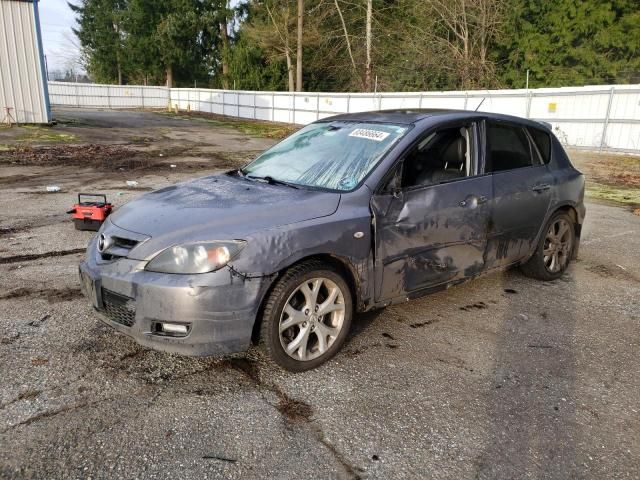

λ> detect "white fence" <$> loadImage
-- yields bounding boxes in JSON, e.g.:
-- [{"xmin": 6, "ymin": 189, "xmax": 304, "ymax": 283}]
[{"xmin": 48, "ymin": 81, "xmax": 640, "ymax": 153}]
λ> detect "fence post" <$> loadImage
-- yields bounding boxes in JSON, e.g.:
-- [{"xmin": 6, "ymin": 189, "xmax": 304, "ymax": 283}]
[
  {"xmin": 463, "ymin": 92, "xmax": 468, "ymax": 110},
  {"xmin": 292, "ymin": 93, "xmax": 296, "ymax": 124},
  {"xmin": 600, "ymin": 86, "xmax": 615, "ymax": 152},
  {"xmin": 316, "ymin": 93, "xmax": 320, "ymax": 120},
  {"xmin": 141, "ymin": 87, "xmax": 145, "ymax": 110},
  {"xmin": 75, "ymin": 82, "xmax": 80, "ymax": 108},
  {"xmin": 347, "ymin": 94, "xmax": 351, "ymax": 113},
  {"xmin": 253, "ymin": 92, "xmax": 257, "ymax": 119},
  {"xmin": 525, "ymin": 91, "xmax": 532, "ymax": 118}
]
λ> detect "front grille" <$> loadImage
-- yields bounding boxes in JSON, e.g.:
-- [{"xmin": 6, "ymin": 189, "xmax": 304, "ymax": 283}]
[
  {"xmin": 100, "ymin": 235, "xmax": 140, "ymax": 261},
  {"xmin": 113, "ymin": 237, "xmax": 139, "ymax": 249},
  {"xmin": 101, "ymin": 289, "xmax": 136, "ymax": 327}
]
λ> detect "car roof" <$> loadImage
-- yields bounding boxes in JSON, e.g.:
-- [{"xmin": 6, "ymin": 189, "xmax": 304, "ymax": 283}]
[{"xmin": 321, "ymin": 109, "xmax": 551, "ymax": 130}]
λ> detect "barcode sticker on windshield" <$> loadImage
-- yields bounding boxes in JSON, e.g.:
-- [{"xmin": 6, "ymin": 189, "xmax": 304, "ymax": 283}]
[{"xmin": 349, "ymin": 128, "xmax": 390, "ymax": 142}]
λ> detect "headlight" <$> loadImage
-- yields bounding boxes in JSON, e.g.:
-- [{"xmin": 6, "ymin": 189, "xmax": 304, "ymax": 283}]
[{"xmin": 145, "ymin": 240, "xmax": 246, "ymax": 274}]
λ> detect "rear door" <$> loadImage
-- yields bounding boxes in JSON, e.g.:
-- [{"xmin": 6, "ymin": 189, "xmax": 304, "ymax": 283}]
[
  {"xmin": 483, "ymin": 120, "xmax": 553, "ymax": 269},
  {"xmin": 371, "ymin": 121, "xmax": 492, "ymax": 302}
]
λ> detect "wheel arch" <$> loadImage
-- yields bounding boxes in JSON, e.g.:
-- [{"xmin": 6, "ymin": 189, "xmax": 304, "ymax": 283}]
[
  {"xmin": 250, "ymin": 253, "xmax": 363, "ymax": 344},
  {"xmin": 551, "ymin": 202, "xmax": 581, "ymax": 233},
  {"xmin": 537, "ymin": 203, "xmax": 582, "ymax": 259},
  {"xmin": 523, "ymin": 202, "xmax": 583, "ymax": 266}
]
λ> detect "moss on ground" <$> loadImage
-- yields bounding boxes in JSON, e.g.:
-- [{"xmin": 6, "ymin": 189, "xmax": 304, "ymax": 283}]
[
  {"xmin": 586, "ymin": 182, "xmax": 640, "ymax": 206},
  {"xmin": 161, "ymin": 111, "xmax": 298, "ymax": 139},
  {"xmin": 15, "ymin": 126, "xmax": 76, "ymax": 143},
  {"xmin": 0, "ymin": 125, "xmax": 77, "ymax": 144},
  {"xmin": 570, "ymin": 149, "xmax": 640, "ymax": 207}
]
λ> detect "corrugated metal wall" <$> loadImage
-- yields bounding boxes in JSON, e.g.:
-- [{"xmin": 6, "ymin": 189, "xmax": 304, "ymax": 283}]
[{"xmin": 0, "ymin": 0, "xmax": 50, "ymax": 123}]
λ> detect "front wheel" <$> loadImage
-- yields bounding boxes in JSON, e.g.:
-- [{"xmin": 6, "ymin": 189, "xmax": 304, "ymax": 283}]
[
  {"xmin": 260, "ymin": 261, "xmax": 353, "ymax": 372},
  {"xmin": 521, "ymin": 212, "xmax": 576, "ymax": 281}
]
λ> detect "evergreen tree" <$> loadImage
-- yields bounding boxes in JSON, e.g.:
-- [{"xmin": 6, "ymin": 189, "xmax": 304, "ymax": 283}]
[
  {"xmin": 70, "ymin": 0, "xmax": 128, "ymax": 84},
  {"xmin": 495, "ymin": 0, "xmax": 640, "ymax": 87},
  {"xmin": 71, "ymin": 0, "xmax": 640, "ymax": 90}
]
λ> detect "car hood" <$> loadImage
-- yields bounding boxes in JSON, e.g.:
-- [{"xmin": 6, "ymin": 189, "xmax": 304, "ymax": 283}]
[{"xmin": 110, "ymin": 174, "xmax": 340, "ymax": 259}]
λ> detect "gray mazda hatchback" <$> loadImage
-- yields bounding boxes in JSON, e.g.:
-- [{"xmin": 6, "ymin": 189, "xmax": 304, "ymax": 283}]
[{"xmin": 80, "ymin": 110, "xmax": 585, "ymax": 371}]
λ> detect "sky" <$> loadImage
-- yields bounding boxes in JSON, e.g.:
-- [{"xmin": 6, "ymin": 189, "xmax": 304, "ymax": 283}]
[
  {"xmin": 38, "ymin": 0, "xmax": 242, "ymax": 76},
  {"xmin": 39, "ymin": 0, "xmax": 81, "ymax": 74}
]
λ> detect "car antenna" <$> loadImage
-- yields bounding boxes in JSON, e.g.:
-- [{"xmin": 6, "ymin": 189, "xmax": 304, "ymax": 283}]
[{"xmin": 474, "ymin": 98, "xmax": 486, "ymax": 112}]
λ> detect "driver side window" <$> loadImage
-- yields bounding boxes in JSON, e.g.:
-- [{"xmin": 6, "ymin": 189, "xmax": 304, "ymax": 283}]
[{"xmin": 401, "ymin": 126, "xmax": 474, "ymax": 189}]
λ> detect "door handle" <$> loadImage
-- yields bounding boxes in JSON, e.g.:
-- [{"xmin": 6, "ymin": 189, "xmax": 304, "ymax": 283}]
[
  {"xmin": 459, "ymin": 195, "xmax": 488, "ymax": 208},
  {"xmin": 532, "ymin": 183, "xmax": 550, "ymax": 193}
]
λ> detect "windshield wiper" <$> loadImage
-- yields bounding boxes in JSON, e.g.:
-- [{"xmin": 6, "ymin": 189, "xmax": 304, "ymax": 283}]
[{"xmin": 246, "ymin": 175, "xmax": 299, "ymax": 189}]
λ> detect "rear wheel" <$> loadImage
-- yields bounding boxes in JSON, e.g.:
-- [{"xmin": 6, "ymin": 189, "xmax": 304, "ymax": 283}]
[
  {"xmin": 521, "ymin": 212, "xmax": 575, "ymax": 281},
  {"xmin": 260, "ymin": 261, "xmax": 353, "ymax": 372}
]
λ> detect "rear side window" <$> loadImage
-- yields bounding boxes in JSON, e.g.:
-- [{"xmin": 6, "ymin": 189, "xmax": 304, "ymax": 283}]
[
  {"xmin": 527, "ymin": 127, "xmax": 551, "ymax": 164},
  {"xmin": 486, "ymin": 122, "xmax": 533, "ymax": 172}
]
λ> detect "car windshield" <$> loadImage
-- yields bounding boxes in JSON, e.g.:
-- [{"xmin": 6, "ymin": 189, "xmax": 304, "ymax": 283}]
[{"xmin": 241, "ymin": 121, "xmax": 408, "ymax": 191}]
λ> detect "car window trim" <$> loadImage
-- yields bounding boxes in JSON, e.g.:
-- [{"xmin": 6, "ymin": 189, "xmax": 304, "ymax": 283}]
[
  {"xmin": 525, "ymin": 126, "xmax": 551, "ymax": 165},
  {"xmin": 375, "ymin": 119, "xmax": 482, "ymax": 195},
  {"xmin": 489, "ymin": 162, "xmax": 549, "ymax": 176}
]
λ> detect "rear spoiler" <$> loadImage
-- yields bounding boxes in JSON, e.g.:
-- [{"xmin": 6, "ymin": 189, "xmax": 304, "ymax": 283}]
[{"xmin": 536, "ymin": 120, "xmax": 552, "ymax": 131}]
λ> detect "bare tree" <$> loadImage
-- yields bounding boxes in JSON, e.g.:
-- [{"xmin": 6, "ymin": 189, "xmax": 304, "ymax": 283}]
[
  {"xmin": 220, "ymin": 10, "xmax": 230, "ymax": 89},
  {"xmin": 408, "ymin": 0, "xmax": 504, "ymax": 89},
  {"xmin": 296, "ymin": 0, "xmax": 304, "ymax": 91},
  {"xmin": 364, "ymin": 0, "xmax": 372, "ymax": 91},
  {"xmin": 263, "ymin": 2, "xmax": 295, "ymax": 91},
  {"xmin": 333, "ymin": 0, "xmax": 358, "ymax": 81},
  {"xmin": 50, "ymin": 31, "xmax": 87, "ymax": 80}
]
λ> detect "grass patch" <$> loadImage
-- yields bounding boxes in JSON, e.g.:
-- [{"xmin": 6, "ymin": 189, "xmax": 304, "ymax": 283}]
[
  {"xmin": 14, "ymin": 126, "xmax": 76, "ymax": 144},
  {"xmin": 586, "ymin": 182, "xmax": 640, "ymax": 206},
  {"xmin": 161, "ymin": 111, "xmax": 298, "ymax": 139},
  {"xmin": 570, "ymin": 150, "xmax": 640, "ymax": 188},
  {"xmin": 570, "ymin": 150, "xmax": 640, "ymax": 207},
  {"xmin": 204, "ymin": 117, "xmax": 297, "ymax": 139}
]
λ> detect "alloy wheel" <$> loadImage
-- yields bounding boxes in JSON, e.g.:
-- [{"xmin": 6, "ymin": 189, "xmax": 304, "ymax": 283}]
[
  {"xmin": 543, "ymin": 218, "xmax": 573, "ymax": 273},
  {"xmin": 279, "ymin": 277, "xmax": 346, "ymax": 361}
]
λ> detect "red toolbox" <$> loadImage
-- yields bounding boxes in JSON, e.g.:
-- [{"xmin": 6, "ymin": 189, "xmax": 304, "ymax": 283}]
[{"xmin": 67, "ymin": 193, "xmax": 113, "ymax": 231}]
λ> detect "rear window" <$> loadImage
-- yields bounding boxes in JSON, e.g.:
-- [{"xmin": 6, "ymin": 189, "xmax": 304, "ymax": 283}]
[
  {"xmin": 486, "ymin": 122, "xmax": 533, "ymax": 172},
  {"xmin": 527, "ymin": 127, "xmax": 552, "ymax": 164}
]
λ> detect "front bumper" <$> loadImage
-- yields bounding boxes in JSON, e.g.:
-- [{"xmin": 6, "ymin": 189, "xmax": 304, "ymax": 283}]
[{"xmin": 79, "ymin": 238, "xmax": 271, "ymax": 356}]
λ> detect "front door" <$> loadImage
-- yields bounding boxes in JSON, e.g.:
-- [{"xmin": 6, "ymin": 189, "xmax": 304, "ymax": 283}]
[{"xmin": 371, "ymin": 122, "xmax": 492, "ymax": 302}]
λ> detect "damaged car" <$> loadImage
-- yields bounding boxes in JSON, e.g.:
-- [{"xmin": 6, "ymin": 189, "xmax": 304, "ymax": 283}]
[{"xmin": 79, "ymin": 110, "xmax": 585, "ymax": 371}]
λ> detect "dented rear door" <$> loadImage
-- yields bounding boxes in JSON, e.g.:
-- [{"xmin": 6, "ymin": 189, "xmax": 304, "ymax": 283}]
[{"xmin": 371, "ymin": 176, "xmax": 492, "ymax": 302}]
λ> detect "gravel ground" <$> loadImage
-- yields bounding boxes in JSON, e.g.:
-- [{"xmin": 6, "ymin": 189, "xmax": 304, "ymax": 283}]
[{"xmin": 1, "ymin": 110, "xmax": 639, "ymax": 479}]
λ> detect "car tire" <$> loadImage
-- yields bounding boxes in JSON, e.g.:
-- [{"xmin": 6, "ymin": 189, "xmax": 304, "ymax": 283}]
[
  {"xmin": 260, "ymin": 260, "xmax": 353, "ymax": 372},
  {"xmin": 520, "ymin": 211, "xmax": 576, "ymax": 281}
]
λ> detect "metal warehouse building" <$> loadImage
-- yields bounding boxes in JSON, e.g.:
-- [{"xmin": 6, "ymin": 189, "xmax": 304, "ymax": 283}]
[{"xmin": 0, "ymin": 0, "xmax": 50, "ymax": 123}]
